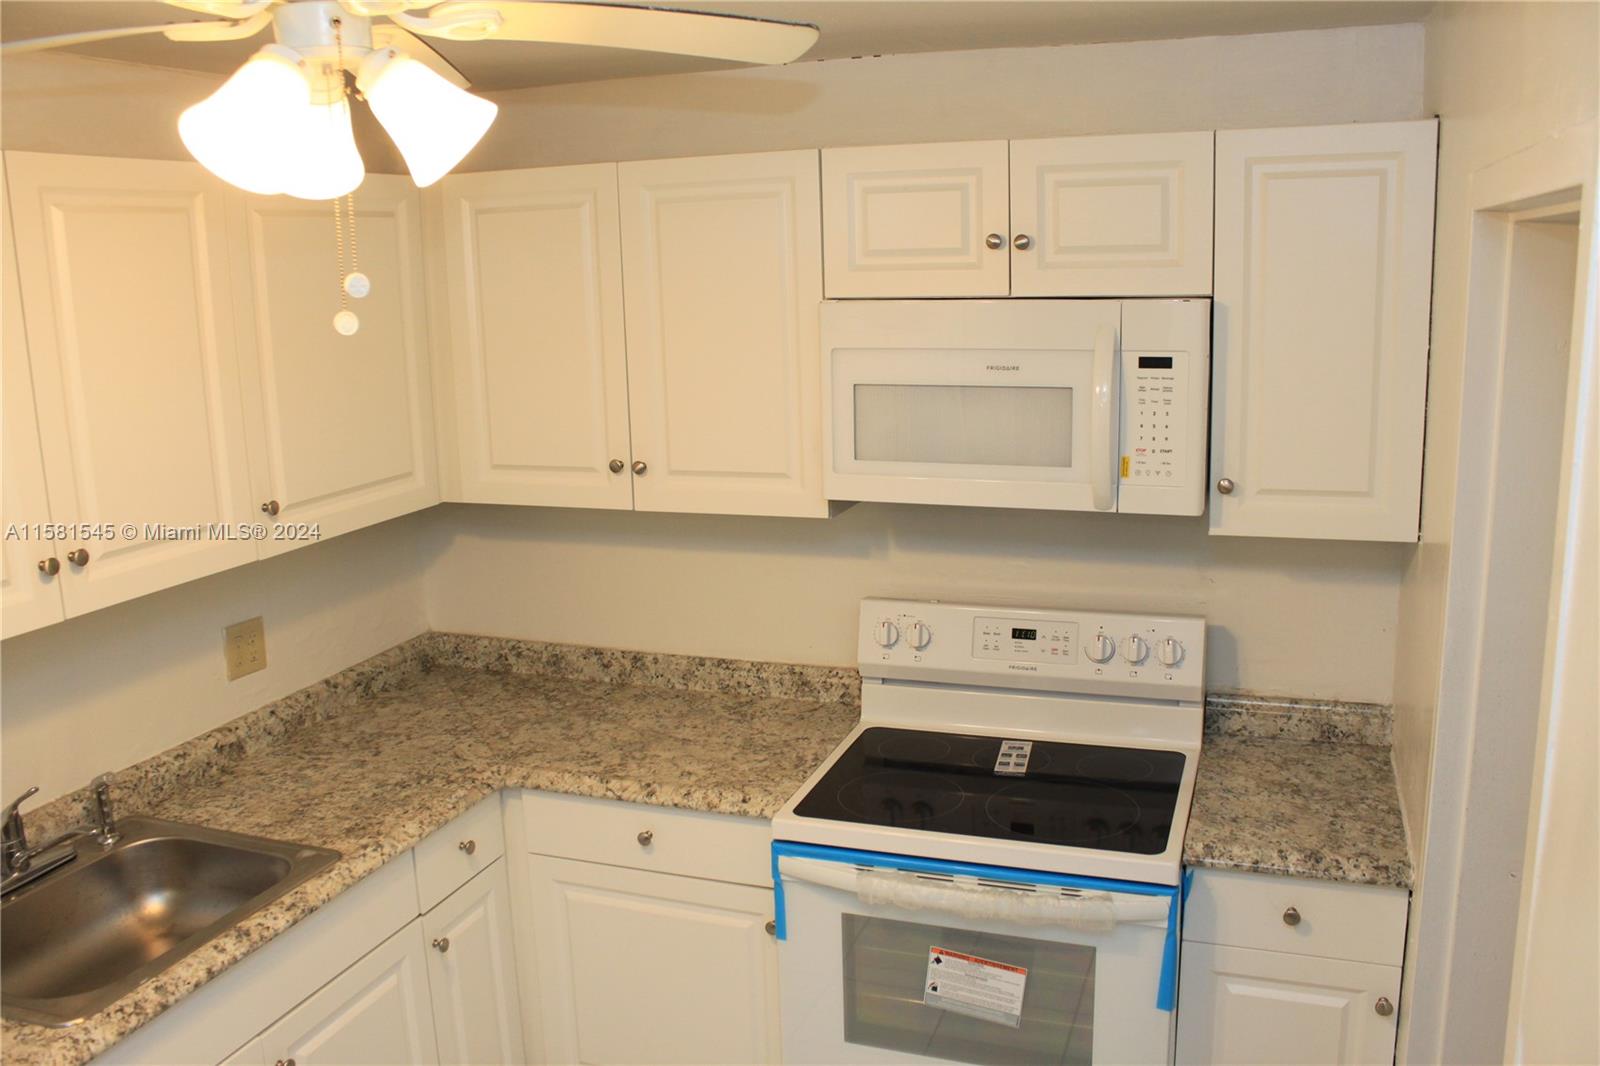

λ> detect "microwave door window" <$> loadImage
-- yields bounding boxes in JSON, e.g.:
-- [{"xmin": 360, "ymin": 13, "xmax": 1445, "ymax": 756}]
[{"xmin": 853, "ymin": 384, "xmax": 1073, "ymax": 467}]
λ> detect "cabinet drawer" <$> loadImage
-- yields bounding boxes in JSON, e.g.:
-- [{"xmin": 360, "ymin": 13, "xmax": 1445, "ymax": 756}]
[
  {"xmin": 1183, "ymin": 869, "xmax": 1409, "ymax": 966},
  {"xmin": 415, "ymin": 795, "xmax": 506, "ymax": 912},
  {"xmin": 522, "ymin": 791, "xmax": 770, "ymax": 888}
]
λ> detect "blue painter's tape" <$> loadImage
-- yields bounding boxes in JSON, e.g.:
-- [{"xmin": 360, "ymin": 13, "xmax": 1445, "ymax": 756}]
[{"xmin": 770, "ymin": 840, "xmax": 1181, "ymax": 1011}]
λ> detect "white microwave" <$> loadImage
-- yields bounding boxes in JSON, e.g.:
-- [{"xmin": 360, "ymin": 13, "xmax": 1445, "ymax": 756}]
[{"xmin": 821, "ymin": 299, "xmax": 1211, "ymax": 514}]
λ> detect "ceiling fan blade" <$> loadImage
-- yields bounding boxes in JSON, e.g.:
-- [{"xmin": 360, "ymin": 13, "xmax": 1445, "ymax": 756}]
[
  {"xmin": 0, "ymin": 23, "xmax": 187, "ymax": 55},
  {"xmin": 371, "ymin": 22, "xmax": 473, "ymax": 88},
  {"xmin": 410, "ymin": 1, "xmax": 819, "ymax": 65}
]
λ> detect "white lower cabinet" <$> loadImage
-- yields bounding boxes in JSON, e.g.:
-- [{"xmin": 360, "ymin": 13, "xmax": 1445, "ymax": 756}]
[
  {"xmin": 255, "ymin": 922, "xmax": 440, "ymax": 1066},
  {"xmin": 1176, "ymin": 869, "xmax": 1409, "ymax": 1066},
  {"xmin": 1176, "ymin": 943, "xmax": 1402, "ymax": 1066},
  {"xmin": 424, "ymin": 861, "xmax": 526, "ymax": 1065},
  {"xmin": 526, "ymin": 856, "xmax": 781, "ymax": 1066}
]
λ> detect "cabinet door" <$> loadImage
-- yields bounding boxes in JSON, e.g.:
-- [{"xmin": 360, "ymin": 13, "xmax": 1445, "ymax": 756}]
[
  {"xmin": 1210, "ymin": 121, "xmax": 1437, "ymax": 541},
  {"xmin": 527, "ymin": 855, "xmax": 780, "ymax": 1065},
  {"xmin": 0, "ymin": 161, "xmax": 66, "ymax": 637},
  {"xmin": 440, "ymin": 164, "xmax": 633, "ymax": 508},
  {"xmin": 821, "ymin": 140, "xmax": 1010, "ymax": 297},
  {"xmin": 1176, "ymin": 942, "xmax": 1400, "ymax": 1066},
  {"xmin": 1010, "ymin": 131, "xmax": 1214, "ymax": 296},
  {"xmin": 5, "ymin": 152, "xmax": 259, "ymax": 615},
  {"xmin": 260, "ymin": 921, "xmax": 440, "ymax": 1066},
  {"xmin": 229, "ymin": 175, "xmax": 437, "ymax": 556},
  {"xmin": 422, "ymin": 860, "xmax": 525, "ymax": 1066},
  {"xmin": 619, "ymin": 150, "xmax": 827, "ymax": 517}
]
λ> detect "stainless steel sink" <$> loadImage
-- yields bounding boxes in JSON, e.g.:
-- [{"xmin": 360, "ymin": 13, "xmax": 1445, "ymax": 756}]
[{"xmin": 1, "ymin": 815, "xmax": 339, "ymax": 1027}]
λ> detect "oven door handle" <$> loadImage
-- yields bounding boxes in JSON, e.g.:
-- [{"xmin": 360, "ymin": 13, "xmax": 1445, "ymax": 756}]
[
  {"xmin": 777, "ymin": 856, "xmax": 1169, "ymax": 930},
  {"xmin": 1090, "ymin": 323, "xmax": 1119, "ymax": 512}
]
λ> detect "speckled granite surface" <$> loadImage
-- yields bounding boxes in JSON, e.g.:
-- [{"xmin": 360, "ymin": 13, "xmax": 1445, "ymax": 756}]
[{"xmin": 2, "ymin": 635, "xmax": 1407, "ymax": 1065}]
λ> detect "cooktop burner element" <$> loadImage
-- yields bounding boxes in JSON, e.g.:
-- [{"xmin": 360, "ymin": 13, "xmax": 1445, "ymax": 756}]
[{"xmin": 792, "ymin": 727, "xmax": 1184, "ymax": 855}]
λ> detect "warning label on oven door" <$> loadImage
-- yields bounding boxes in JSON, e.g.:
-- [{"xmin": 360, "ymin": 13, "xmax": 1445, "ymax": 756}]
[{"xmin": 923, "ymin": 946, "xmax": 1028, "ymax": 1028}]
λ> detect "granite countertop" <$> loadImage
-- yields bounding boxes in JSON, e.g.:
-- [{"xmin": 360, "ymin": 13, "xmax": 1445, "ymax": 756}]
[{"xmin": 2, "ymin": 636, "xmax": 1411, "ymax": 1065}]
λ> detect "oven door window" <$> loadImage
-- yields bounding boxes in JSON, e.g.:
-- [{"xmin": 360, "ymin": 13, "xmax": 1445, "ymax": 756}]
[
  {"xmin": 841, "ymin": 913, "xmax": 1094, "ymax": 1066},
  {"xmin": 852, "ymin": 384, "xmax": 1073, "ymax": 468}
]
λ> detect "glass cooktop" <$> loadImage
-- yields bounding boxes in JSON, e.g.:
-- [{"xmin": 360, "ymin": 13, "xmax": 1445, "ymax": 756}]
[{"xmin": 792, "ymin": 727, "xmax": 1185, "ymax": 855}]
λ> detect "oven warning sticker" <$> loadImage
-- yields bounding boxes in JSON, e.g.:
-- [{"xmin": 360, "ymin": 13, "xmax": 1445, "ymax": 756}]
[
  {"xmin": 993, "ymin": 739, "xmax": 1033, "ymax": 776},
  {"xmin": 923, "ymin": 946, "xmax": 1028, "ymax": 1028}
]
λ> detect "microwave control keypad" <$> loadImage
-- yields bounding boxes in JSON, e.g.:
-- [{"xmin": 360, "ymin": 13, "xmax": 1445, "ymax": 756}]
[{"xmin": 1125, "ymin": 352, "xmax": 1187, "ymax": 487}]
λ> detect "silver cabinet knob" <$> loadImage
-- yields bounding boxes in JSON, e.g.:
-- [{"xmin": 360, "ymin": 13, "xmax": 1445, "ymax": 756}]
[
  {"xmin": 66, "ymin": 548, "xmax": 89, "ymax": 567},
  {"xmin": 984, "ymin": 233, "xmax": 1005, "ymax": 250},
  {"xmin": 632, "ymin": 460, "xmax": 647, "ymax": 476},
  {"xmin": 1282, "ymin": 906, "xmax": 1301, "ymax": 927},
  {"xmin": 458, "ymin": 839, "xmax": 476, "ymax": 856},
  {"xmin": 274, "ymin": 1059, "xmax": 296, "ymax": 1066},
  {"xmin": 637, "ymin": 829, "xmax": 653, "ymax": 847},
  {"xmin": 1217, "ymin": 478, "xmax": 1236, "ymax": 495},
  {"xmin": 609, "ymin": 458, "xmax": 625, "ymax": 474},
  {"xmin": 433, "ymin": 937, "xmax": 450, "ymax": 953},
  {"xmin": 1375, "ymin": 996, "xmax": 1394, "ymax": 1017},
  {"xmin": 37, "ymin": 557, "xmax": 59, "ymax": 577},
  {"xmin": 1012, "ymin": 234, "xmax": 1033, "ymax": 251},
  {"xmin": 261, "ymin": 499, "xmax": 280, "ymax": 516},
  {"xmin": 765, "ymin": 919, "xmax": 776, "ymax": 936}
]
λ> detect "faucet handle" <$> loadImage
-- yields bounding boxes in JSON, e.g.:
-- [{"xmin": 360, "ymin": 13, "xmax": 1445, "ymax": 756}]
[{"xmin": 3, "ymin": 786, "xmax": 39, "ymax": 826}]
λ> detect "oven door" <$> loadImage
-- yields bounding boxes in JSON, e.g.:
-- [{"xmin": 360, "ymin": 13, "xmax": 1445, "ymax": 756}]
[
  {"xmin": 822, "ymin": 300, "xmax": 1122, "ymax": 512},
  {"xmin": 774, "ymin": 844, "xmax": 1178, "ymax": 1066}
]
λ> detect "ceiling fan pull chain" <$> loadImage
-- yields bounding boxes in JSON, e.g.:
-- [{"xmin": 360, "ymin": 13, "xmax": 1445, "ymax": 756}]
[
  {"xmin": 332, "ymin": 192, "xmax": 359, "ymax": 336},
  {"xmin": 343, "ymin": 192, "xmax": 371, "ymax": 300}
]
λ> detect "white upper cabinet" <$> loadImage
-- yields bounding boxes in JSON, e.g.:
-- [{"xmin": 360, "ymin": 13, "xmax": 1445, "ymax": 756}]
[
  {"xmin": 440, "ymin": 164, "xmax": 632, "ymax": 509},
  {"xmin": 1010, "ymin": 131, "xmax": 1214, "ymax": 296},
  {"xmin": 228, "ymin": 174, "xmax": 437, "ymax": 555},
  {"xmin": 6, "ymin": 152, "xmax": 260, "ymax": 615},
  {"xmin": 0, "ymin": 164, "xmax": 66, "ymax": 638},
  {"xmin": 1210, "ymin": 121, "xmax": 1437, "ymax": 541},
  {"xmin": 821, "ymin": 140, "xmax": 1010, "ymax": 297},
  {"xmin": 619, "ymin": 150, "xmax": 828, "ymax": 518}
]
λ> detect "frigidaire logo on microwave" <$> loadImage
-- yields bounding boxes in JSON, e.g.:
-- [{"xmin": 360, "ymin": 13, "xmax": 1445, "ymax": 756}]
[{"xmin": 985, "ymin": 364, "xmax": 1021, "ymax": 371}]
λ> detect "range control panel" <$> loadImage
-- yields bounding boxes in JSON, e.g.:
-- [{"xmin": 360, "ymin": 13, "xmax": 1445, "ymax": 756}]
[{"xmin": 861, "ymin": 598, "xmax": 1205, "ymax": 703}]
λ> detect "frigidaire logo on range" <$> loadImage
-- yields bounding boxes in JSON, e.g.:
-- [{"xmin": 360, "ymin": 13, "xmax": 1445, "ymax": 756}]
[
  {"xmin": 986, "ymin": 364, "xmax": 1021, "ymax": 371},
  {"xmin": 1006, "ymin": 663, "xmax": 1040, "ymax": 672}
]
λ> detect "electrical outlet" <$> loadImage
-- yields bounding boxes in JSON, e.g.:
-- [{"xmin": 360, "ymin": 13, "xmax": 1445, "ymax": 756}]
[{"xmin": 224, "ymin": 617, "xmax": 267, "ymax": 680}]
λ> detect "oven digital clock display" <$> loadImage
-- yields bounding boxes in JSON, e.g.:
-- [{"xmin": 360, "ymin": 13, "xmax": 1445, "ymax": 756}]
[{"xmin": 1011, "ymin": 627, "xmax": 1037, "ymax": 640}]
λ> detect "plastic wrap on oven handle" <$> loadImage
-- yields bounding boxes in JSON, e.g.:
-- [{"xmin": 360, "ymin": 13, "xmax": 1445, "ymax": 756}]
[{"xmin": 778, "ymin": 856, "xmax": 1171, "ymax": 931}]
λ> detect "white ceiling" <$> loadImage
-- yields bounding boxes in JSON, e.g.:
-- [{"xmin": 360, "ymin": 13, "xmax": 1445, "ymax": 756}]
[{"xmin": 0, "ymin": 1, "xmax": 1434, "ymax": 92}]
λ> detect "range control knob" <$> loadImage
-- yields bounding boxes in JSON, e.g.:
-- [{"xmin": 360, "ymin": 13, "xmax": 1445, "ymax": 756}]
[
  {"xmin": 1157, "ymin": 637, "xmax": 1185, "ymax": 668},
  {"xmin": 907, "ymin": 621, "xmax": 933, "ymax": 651},
  {"xmin": 874, "ymin": 619, "xmax": 901, "ymax": 648},
  {"xmin": 1087, "ymin": 633, "xmax": 1117, "ymax": 664},
  {"xmin": 1121, "ymin": 634, "xmax": 1149, "ymax": 665}
]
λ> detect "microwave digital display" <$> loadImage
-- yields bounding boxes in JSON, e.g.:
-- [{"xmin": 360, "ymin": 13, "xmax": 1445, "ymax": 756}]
[
  {"xmin": 1138, "ymin": 356, "xmax": 1175, "ymax": 369},
  {"xmin": 1011, "ymin": 627, "xmax": 1038, "ymax": 640}
]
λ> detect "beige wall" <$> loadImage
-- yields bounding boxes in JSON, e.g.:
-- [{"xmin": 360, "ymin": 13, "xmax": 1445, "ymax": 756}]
[
  {"xmin": 0, "ymin": 517, "xmax": 431, "ymax": 807},
  {"xmin": 1391, "ymin": 0, "xmax": 1600, "ymax": 861}
]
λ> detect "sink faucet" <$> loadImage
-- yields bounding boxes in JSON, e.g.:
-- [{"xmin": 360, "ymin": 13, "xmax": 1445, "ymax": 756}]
[
  {"xmin": 2, "ymin": 776, "xmax": 119, "ymax": 895},
  {"xmin": 91, "ymin": 774, "xmax": 120, "ymax": 847}
]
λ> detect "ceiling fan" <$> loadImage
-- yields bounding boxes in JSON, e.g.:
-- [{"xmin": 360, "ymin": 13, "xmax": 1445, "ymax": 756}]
[{"xmin": 2, "ymin": 0, "xmax": 821, "ymax": 197}]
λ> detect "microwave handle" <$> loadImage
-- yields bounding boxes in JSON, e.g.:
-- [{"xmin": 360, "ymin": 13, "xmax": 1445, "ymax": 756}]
[{"xmin": 1090, "ymin": 325, "xmax": 1119, "ymax": 511}]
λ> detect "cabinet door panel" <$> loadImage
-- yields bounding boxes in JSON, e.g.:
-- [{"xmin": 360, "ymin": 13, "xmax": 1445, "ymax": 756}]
[
  {"xmin": 1210, "ymin": 121, "xmax": 1436, "ymax": 541},
  {"xmin": 822, "ymin": 141, "xmax": 1010, "ymax": 297},
  {"xmin": 620, "ymin": 150, "xmax": 826, "ymax": 517},
  {"xmin": 1176, "ymin": 943, "xmax": 1400, "ymax": 1065},
  {"xmin": 230, "ymin": 175, "xmax": 437, "ymax": 555},
  {"xmin": 1010, "ymin": 131, "xmax": 1213, "ymax": 296},
  {"xmin": 441, "ymin": 164, "xmax": 633, "ymax": 508},
  {"xmin": 262, "ymin": 921, "xmax": 439, "ymax": 1066},
  {"xmin": 528, "ymin": 855, "xmax": 780, "ymax": 1065},
  {"xmin": 0, "ymin": 161, "xmax": 66, "ymax": 637},
  {"xmin": 423, "ymin": 861, "xmax": 525, "ymax": 1066},
  {"xmin": 5, "ymin": 152, "xmax": 258, "ymax": 615}
]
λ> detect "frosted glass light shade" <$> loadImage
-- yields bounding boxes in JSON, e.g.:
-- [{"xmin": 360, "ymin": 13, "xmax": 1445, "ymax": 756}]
[
  {"xmin": 179, "ymin": 45, "xmax": 310, "ymax": 196},
  {"xmin": 358, "ymin": 49, "xmax": 497, "ymax": 188},
  {"xmin": 280, "ymin": 95, "xmax": 365, "ymax": 200}
]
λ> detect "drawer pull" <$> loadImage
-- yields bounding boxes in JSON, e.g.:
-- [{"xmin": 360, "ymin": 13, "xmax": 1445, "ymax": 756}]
[
  {"xmin": 274, "ymin": 1059, "xmax": 296, "ymax": 1066},
  {"xmin": 1375, "ymin": 996, "xmax": 1394, "ymax": 1017},
  {"xmin": 637, "ymin": 829, "xmax": 654, "ymax": 847},
  {"xmin": 458, "ymin": 838, "xmax": 476, "ymax": 856},
  {"xmin": 433, "ymin": 937, "xmax": 450, "ymax": 953},
  {"xmin": 1282, "ymin": 906, "xmax": 1302, "ymax": 926},
  {"xmin": 765, "ymin": 919, "xmax": 776, "ymax": 936}
]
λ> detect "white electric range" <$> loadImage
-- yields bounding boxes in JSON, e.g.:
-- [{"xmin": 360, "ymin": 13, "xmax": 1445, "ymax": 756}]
[{"xmin": 771, "ymin": 598, "xmax": 1205, "ymax": 1066}]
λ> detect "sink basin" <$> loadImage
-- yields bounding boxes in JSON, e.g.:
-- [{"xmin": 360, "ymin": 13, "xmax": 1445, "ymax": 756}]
[{"xmin": 1, "ymin": 815, "xmax": 339, "ymax": 1027}]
